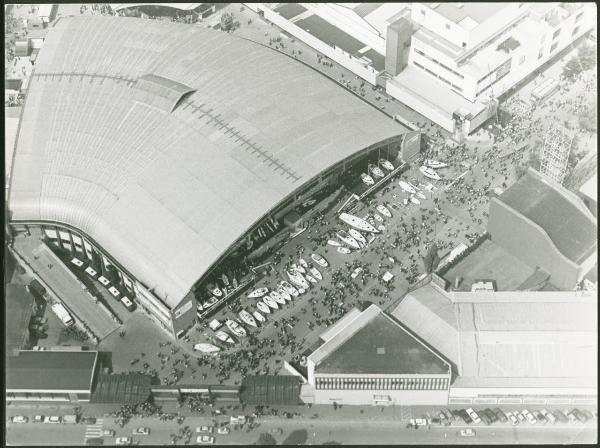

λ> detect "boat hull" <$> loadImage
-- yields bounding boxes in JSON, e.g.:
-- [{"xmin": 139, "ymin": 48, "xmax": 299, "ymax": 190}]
[
  {"xmin": 376, "ymin": 205, "xmax": 392, "ymax": 218},
  {"xmin": 348, "ymin": 229, "xmax": 366, "ymax": 245},
  {"xmin": 247, "ymin": 288, "xmax": 269, "ymax": 298},
  {"xmin": 337, "ymin": 247, "xmax": 351, "ymax": 254},
  {"xmin": 309, "ymin": 267, "xmax": 323, "ymax": 280},
  {"xmin": 311, "ymin": 253, "xmax": 329, "ymax": 267},
  {"xmin": 256, "ymin": 301, "xmax": 271, "ymax": 314},
  {"xmin": 263, "ymin": 296, "xmax": 279, "ymax": 310},
  {"xmin": 327, "ymin": 239, "xmax": 342, "ymax": 247},
  {"xmin": 253, "ymin": 311, "xmax": 266, "ymax": 323},
  {"xmin": 339, "ymin": 213, "xmax": 379, "ymax": 233},
  {"xmin": 239, "ymin": 311, "xmax": 257, "ymax": 328},
  {"xmin": 360, "ymin": 174, "xmax": 375, "ymax": 185},
  {"xmin": 419, "ymin": 166, "xmax": 441, "ymax": 180},
  {"xmin": 194, "ymin": 343, "xmax": 221, "ymax": 354},
  {"xmin": 336, "ymin": 231, "xmax": 361, "ymax": 250}
]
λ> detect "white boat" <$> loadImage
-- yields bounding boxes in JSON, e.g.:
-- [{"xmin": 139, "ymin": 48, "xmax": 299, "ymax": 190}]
[
  {"xmin": 309, "ymin": 266, "xmax": 323, "ymax": 281},
  {"xmin": 419, "ymin": 166, "xmax": 441, "ymax": 181},
  {"xmin": 305, "ymin": 274, "xmax": 317, "ymax": 284},
  {"xmin": 270, "ymin": 291, "xmax": 286, "ymax": 305},
  {"xmin": 336, "ymin": 230, "xmax": 361, "ymax": 250},
  {"xmin": 247, "ymin": 287, "xmax": 269, "ymax": 298},
  {"xmin": 226, "ymin": 319, "xmax": 247, "ymax": 338},
  {"xmin": 416, "ymin": 191, "xmax": 426, "ymax": 200},
  {"xmin": 301, "ymin": 198, "xmax": 317, "ymax": 207},
  {"xmin": 298, "ymin": 258, "xmax": 308, "ymax": 269},
  {"xmin": 287, "ymin": 270, "xmax": 310, "ymax": 290},
  {"xmin": 366, "ymin": 215, "xmax": 376, "ymax": 227},
  {"xmin": 232, "ymin": 276, "xmax": 238, "ymax": 289},
  {"xmin": 212, "ymin": 287, "xmax": 222, "ymax": 297},
  {"xmin": 297, "ymin": 287, "xmax": 306, "ymax": 295},
  {"xmin": 337, "ymin": 247, "xmax": 352, "ymax": 254},
  {"xmin": 201, "ymin": 296, "xmax": 219, "ymax": 311},
  {"xmin": 374, "ymin": 213, "xmax": 384, "ymax": 223},
  {"xmin": 410, "ymin": 195, "xmax": 421, "ymax": 205},
  {"xmin": 290, "ymin": 263, "xmax": 306, "ymax": 274},
  {"xmin": 360, "ymin": 173, "xmax": 375, "ymax": 186},
  {"xmin": 348, "ymin": 229, "xmax": 366, "ymax": 246},
  {"xmin": 376, "ymin": 205, "xmax": 392, "ymax": 218},
  {"xmin": 369, "ymin": 163, "xmax": 385, "ymax": 178},
  {"xmin": 238, "ymin": 310, "xmax": 257, "ymax": 328},
  {"xmin": 253, "ymin": 310, "xmax": 266, "ymax": 323},
  {"xmin": 221, "ymin": 274, "xmax": 229, "ymax": 287},
  {"xmin": 256, "ymin": 301, "xmax": 271, "ymax": 314},
  {"xmin": 398, "ymin": 180, "xmax": 417, "ymax": 194},
  {"xmin": 263, "ymin": 295, "xmax": 279, "ymax": 310},
  {"xmin": 194, "ymin": 343, "xmax": 221, "ymax": 354},
  {"xmin": 379, "ymin": 158, "xmax": 395, "ymax": 171},
  {"xmin": 278, "ymin": 286, "xmax": 292, "ymax": 302},
  {"xmin": 425, "ymin": 159, "xmax": 448, "ymax": 169},
  {"xmin": 214, "ymin": 330, "xmax": 235, "ymax": 345},
  {"xmin": 339, "ymin": 213, "xmax": 379, "ymax": 233},
  {"xmin": 290, "ymin": 227, "xmax": 307, "ymax": 239},
  {"xmin": 311, "ymin": 253, "xmax": 329, "ymax": 267},
  {"xmin": 280, "ymin": 281, "xmax": 299, "ymax": 297},
  {"xmin": 403, "ymin": 198, "xmax": 409, "ymax": 206},
  {"xmin": 327, "ymin": 239, "xmax": 342, "ymax": 247},
  {"xmin": 377, "ymin": 225, "xmax": 386, "ymax": 232}
]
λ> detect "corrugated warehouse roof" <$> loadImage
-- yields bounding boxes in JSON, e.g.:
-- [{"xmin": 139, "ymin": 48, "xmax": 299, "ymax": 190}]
[
  {"xmin": 6, "ymin": 350, "xmax": 98, "ymax": 392},
  {"xmin": 498, "ymin": 169, "xmax": 597, "ymax": 264},
  {"xmin": 394, "ymin": 285, "xmax": 597, "ymax": 385},
  {"xmin": 8, "ymin": 16, "xmax": 404, "ymax": 308}
]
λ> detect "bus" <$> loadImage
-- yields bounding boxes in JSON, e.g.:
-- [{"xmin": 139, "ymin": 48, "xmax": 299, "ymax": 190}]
[{"xmin": 51, "ymin": 303, "xmax": 74, "ymax": 327}]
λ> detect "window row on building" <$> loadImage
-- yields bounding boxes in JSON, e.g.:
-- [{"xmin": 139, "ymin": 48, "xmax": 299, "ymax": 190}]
[
  {"xmin": 412, "ymin": 61, "xmax": 463, "ymax": 93},
  {"xmin": 315, "ymin": 376, "xmax": 449, "ymax": 391},
  {"xmin": 413, "ymin": 48, "xmax": 465, "ymax": 80}
]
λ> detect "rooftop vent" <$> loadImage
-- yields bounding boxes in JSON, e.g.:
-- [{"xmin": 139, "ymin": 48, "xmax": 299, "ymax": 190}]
[
  {"xmin": 376, "ymin": 347, "xmax": 386, "ymax": 355},
  {"xmin": 133, "ymin": 74, "xmax": 195, "ymax": 113}
]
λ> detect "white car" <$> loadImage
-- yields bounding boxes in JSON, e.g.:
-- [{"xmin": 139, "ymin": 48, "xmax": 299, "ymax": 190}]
[
  {"xmin": 466, "ymin": 408, "xmax": 481, "ymax": 424},
  {"xmin": 197, "ymin": 435, "xmax": 215, "ymax": 444},
  {"xmin": 460, "ymin": 429, "xmax": 476, "ymax": 437},
  {"xmin": 196, "ymin": 426, "xmax": 214, "ymax": 433},
  {"xmin": 516, "ymin": 412, "xmax": 525, "ymax": 423},
  {"xmin": 506, "ymin": 412, "xmax": 518, "ymax": 425},
  {"xmin": 115, "ymin": 437, "xmax": 132, "ymax": 446},
  {"xmin": 522, "ymin": 409, "xmax": 537, "ymax": 425},
  {"xmin": 351, "ymin": 267, "xmax": 363, "ymax": 279},
  {"xmin": 133, "ymin": 427, "xmax": 150, "ymax": 435},
  {"xmin": 11, "ymin": 416, "xmax": 28, "ymax": 424},
  {"xmin": 33, "ymin": 415, "xmax": 44, "ymax": 423},
  {"xmin": 44, "ymin": 416, "xmax": 61, "ymax": 424},
  {"xmin": 217, "ymin": 426, "xmax": 230, "ymax": 435}
]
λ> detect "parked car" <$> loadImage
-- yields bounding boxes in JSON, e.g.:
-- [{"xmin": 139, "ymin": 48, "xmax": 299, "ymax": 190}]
[
  {"xmin": 32, "ymin": 346, "xmax": 46, "ymax": 351},
  {"xmin": 533, "ymin": 410, "xmax": 547, "ymax": 424},
  {"xmin": 515, "ymin": 411, "xmax": 526, "ymax": 423},
  {"xmin": 505, "ymin": 412, "xmax": 518, "ymax": 425},
  {"xmin": 196, "ymin": 426, "xmax": 214, "ymax": 433},
  {"xmin": 115, "ymin": 437, "xmax": 132, "ymax": 446},
  {"xmin": 217, "ymin": 426, "xmax": 230, "ymax": 435},
  {"xmin": 460, "ymin": 429, "xmax": 476, "ymax": 437},
  {"xmin": 44, "ymin": 416, "xmax": 62, "ymax": 424},
  {"xmin": 466, "ymin": 408, "xmax": 481, "ymax": 424},
  {"xmin": 33, "ymin": 415, "xmax": 44, "ymax": 423},
  {"xmin": 522, "ymin": 409, "xmax": 537, "ymax": 425},
  {"xmin": 569, "ymin": 409, "xmax": 588, "ymax": 423},
  {"xmin": 551, "ymin": 409, "xmax": 568, "ymax": 423},
  {"xmin": 351, "ymin": 267, "xmax": 363, "ymax": 279},
  {"xmin": 493, "ymin": 408, "xmax": 507, "ymax": 423},
  {"xmin": 85, "ymin": 437, "xmax": 104, "ymax": 446},
  {"xmin": 443, "ymin": 409, "xmax": 455, "ymax": 421},
  {"xmin": 541, "ymin": 409, "xmax": 556, "ymax": 425},
  {"xmin": 484, "ymin": 408, "xmax": 498, "ymax": 424},
  {"xmin": 11, "ymin": 415, "xmax": 29, "ymax": 424},
  {"xmin": 459, "ymin": 409, "xmax": 473, "ymax": 424},
  {"xmin": 133, "ymin": 427, "xmax": 150, "ymax": 435},
  {"xmin": 196, "ymin": 435, "xmax": 215, "ymax": 444},
  {"xmin": 80, "ymin": 416, "xmax": 96, "ymax": 424},
  {"xmin": 102, "ymin": 429, "xmax": 115, "ymax": 437},
  {"xmin": 63, "ymin": 415, "xmax": 79, "ymax": 424},
  {"xmin": 581, "ymin": 410, "xmax": 594, "ymax": 420}
]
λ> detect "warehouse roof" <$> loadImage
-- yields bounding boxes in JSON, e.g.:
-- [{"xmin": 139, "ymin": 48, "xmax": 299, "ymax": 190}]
[
  {"xmin": 394, "ymin": 285, "xmax": 597, "ymax": 382},
  {"xmin": 498, "ymin": 169, "xmax": 597, "ymax": 264},
  {"xmin": 8, "ymin": 16, "xmax": 405, "ymax": 308},
  {"xmin": 6, "ymin": 350, "xmax": 98, "ymax": 392},
  {"xmin": 310, "ymin": 304, "xmax": 450, "ymax": 375}
]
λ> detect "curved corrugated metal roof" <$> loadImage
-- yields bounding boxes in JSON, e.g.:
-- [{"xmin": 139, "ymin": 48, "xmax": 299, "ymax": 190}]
[{"xmin": 9, "ymin": 16, "xmax": 405, "ymax": 308}]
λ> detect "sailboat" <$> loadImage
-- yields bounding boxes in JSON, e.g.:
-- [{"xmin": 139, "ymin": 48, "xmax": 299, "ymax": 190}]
[
  {"xmin": 280, "ymin": 280, "xmax": 299, "ymax": 297},
  {"xmin": 398, "ymin": 180, "xmax": 417, "ymax": 194},
  {"xmin": 379, "ymin": 159, "xmax": 395, "ymax": 171},
  {"xmin": 410, "ymin": 195, "xmax": 421, "ymax": 205},
  {"xmin": 238, "ymin": 309, "xmax": 257, "ymax": 328},
  {"xmin": 305, "ymin": 274, "xmax": 318, "ymax": 284},
  {"xmin": 348, "ymin": 228, "xmax": 366, "ymax": 246},
  {"xmin": 339, "ymin": 213, "xmax": 379, "ymax": 233},
  {"xmin": 263, "ymin": 295, "xmax": 279, "ymax": 310},
  {"xmin": 287, "ymin": 270, "xmax": 310, "ymax": 290},
  {"xmin": 327, "ymin": 239, "xmax": 342, "ymax": 247},
  {"xmin": 360, "ymin": 173, "xmax": 375, "ymax": 186},
  {"xmin": 311, "ymin": 253, "xmax": 329, "ymax": 267},
  {"xmin": 214, "ymin": 330, "xmax": 235, "ymax": 345},
  {"xmin": 226, "ymin": 319, "xmax": 247, "ymax": 338},
  {"xmin": 298, "ymin": 258, "xmax": 309, "ymax": 269},
  {"xmin": 419, "ymin": 166, "xmax": 441, "ymax": 181},
  {"xmin": 373, "ymin": 213, "xmax": 384, "ymax": 223},
  {"xmin": 193, "ymin": 343, "xmax": 221, "ymax": 354},
  {"xmin": 253, "ymin": 310, "xmax": 266, "ymax": 323},
  {"xmin": 368, "ymin": 163, "xmax": 385, "ymax": 178},
  {"xmin": 337, "ymin": 247, "xmax": 352, "ymax": 254},
  {"xmin": 309, "ymin": 266, "xmax": 323, "ymax": 281},
  {"xmin": 425, "ymin": 159, "xmax": 448, "ymax": 169},
  {"xmin": 247, "ymin": 287, "xmax": 269, "ymax": 298},
  {"xmin": 376, "ymin": 204, "xmax": 392, "ymax": 218},
  {"xmin": 256, "ymin": 301, "xmax": 271, "ymax": 314},
  {"xmin": 277, "ymin": 286, "xmax": 292, "ymax": 302},
  {"xmin": 336, "ymin": 230, "xmax": 361, "ymax": 250},
  {"xmin": 270, "ymin": 290, "xmax": 287, "ymax": 305}
]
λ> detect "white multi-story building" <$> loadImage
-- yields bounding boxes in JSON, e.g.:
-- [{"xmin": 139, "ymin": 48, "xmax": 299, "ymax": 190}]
[{"xmin": 387, "ymin": 2, "xmax": 596, "ymax": 136}]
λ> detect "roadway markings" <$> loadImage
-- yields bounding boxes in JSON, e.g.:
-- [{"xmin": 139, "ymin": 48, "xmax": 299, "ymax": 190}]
[{"xmin": 84, "ymin": 418, "xmax": 104, "ymax": 439}]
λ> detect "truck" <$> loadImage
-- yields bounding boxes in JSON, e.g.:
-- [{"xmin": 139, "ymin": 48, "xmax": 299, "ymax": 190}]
[
  {"xmin": 62, "ymin": 415, "xmax": 79, "ymax": 424},
  {"xmin": 51, "ymin": 303, "xmax": 74, "ymax": 327}
]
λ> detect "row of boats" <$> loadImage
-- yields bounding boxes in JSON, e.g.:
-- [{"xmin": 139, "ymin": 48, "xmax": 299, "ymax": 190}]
[{"xmin": 360, "ymin": 159, "xmax": 395, "ymax": 186}]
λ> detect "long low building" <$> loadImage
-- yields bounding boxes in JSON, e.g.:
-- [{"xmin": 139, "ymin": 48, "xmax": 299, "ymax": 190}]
[{"xmin": 8, "ymin": 16, "xmax": 407, "ymax": 338}]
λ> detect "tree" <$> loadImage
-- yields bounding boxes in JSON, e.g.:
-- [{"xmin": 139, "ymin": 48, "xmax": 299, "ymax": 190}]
[
  {"xmin": 422, "ymin": 243, "xmax": 440, "ymax": 274},
  {"xmin": 256, "ymin": 433, "xmax": 277, "ymax": 445},
  {"xmin": 579, "ymin": 97, "xmax": 597, "ymax": 133},
  {"xmin": 562, "ymin": 43, "xmax": 597, "ymax": 81},
  {"xmin": 220, "ymin": 12, "xmax": 234, "ymax": 32}
]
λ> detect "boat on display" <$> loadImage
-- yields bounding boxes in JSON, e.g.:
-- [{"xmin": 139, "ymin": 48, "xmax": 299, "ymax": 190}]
[
  {"xmin": 201, "ymin": 296, "xmax": 219, "ymax": 311},
  {"xmin": 348, "ymin": 228, "xmax": 366, "ymax": 246},
  {"xmin": 290, "ymin": 263, "xmax": 306, "ymax": 274},
  {"xmin": 419, "ymin": 165, "xmax": 441, "ymax": 181},
  {"xmin": 226, "ymin": 319, "xmax": 247, "ymax": 338},
  {"xmin": 277, "ymin": 286, "xmax": 292, "ymax": 301},
  {"xmin": 425, "ymin": 159, "xmax": 448, "ymax": 169},
  {"xmin": 214, "ymin": 330, "xmax": 235, "ymax": 345},
  {"xmin": 311, "ymin": 253, "xmax": 329, "ymax": 267},
  {"xmin": 247, "ymin": 287, "xmax": 269, "ymax": 299},
  {"xmin": 339, "ymin": 213, "xmax": 379, "ymax": 233},
  {"xmin": 280, "ymin": 281, "xmax": 299, "ymax": 297},
  {"xmin": 212, "ymin": 287, "xmax": 222, "ymax": 297},
  {"xmin": 194, "ymin": 343, "xmax": 221, "ymax": 354},
  {"xmin": 376, "ymin": 205, "xmax": 392, "ymax": 218},
  {"xmin": 287, "ymin": 270, "xmax": 310, "ymax": 290},
  {"xmin": 377, "ymin": 225, "xmax": 386, "ymax": 232},
  {"xmin": 270, "ymin": 291, "xmax": 287, "ymax": 305},
  {"xmin": 290, "ymin": 227, "xmax": 307, "ymax": 239},
  {"xmin": 298, "ymin": 258, "xmax": 308, "ymax": 269},
  {"xmin": 360, "ymin": 173, "xmax": 375, "ymax": 186},
  {"xmin": 221, "ymin": 274, "xmax": 229, "ymax": 287},
  {"xmin": 301, "ymin": 198, "xmax": 317, "ymax": 207},
  {"xmin": 398, "ymin": 180, "xmax": 417, "ymax": 194},
  {"xmin": 403, "ymin": 198, "xmax": 409, "ymax": 206},
  {"xmin": 336, "ymin": 230, "xmax": 361, "ymax": 250},
  {"xmin": 379, "ymin": 159, "xmax": 395, "ymax": 171},
  {"xmin": 238, "ymin": 309, "xmax": 257, "ymax": 328},
  {"xmin": 305, "ymin": 274, "xmax": 318, "ymax": 284},
  {"xmin": 253, "ymin": 310, "xmax": 266, "ymax": 323},
  {"xmin": 256, "ymin": 301, "xmax": 271, "ymax": 314},
  {"xmin": 415, "ymin": 191, "xmax": 427, "ymax": 200},
  {"xmin": 374, "ymin": 213, "xmax": 384, "ymax": 223},
  {"xmin": 297, "ymin": 287, "xmax": 306, "ymax": 294},
  {"xmin": 366, "ymin": 215, "xmax": 376, "ymax": 227},
  {"xmin": 232, "ymin": 276, "xmax": 238, "ymax": 289},
  {"xmin": 309, "ymin": 266, "xmax": 323, "ymax": 281},
  {"xmin": 337, "ymin": 247, "xmax": 352, "ymax": 254},
  {"xmin": 327, "ymin": 239, "xmax": 342, "ymax": 247},
  {"xmin": 263, "ymin": 295, "xmax": 279, "ymax": 310},
  {"xmin": 368, "ymin": 163, "xmax": 385, "ymax": 178},
  {"xmin": 410, "ymin": 195, "xmax": 421, "ymax": 205}
]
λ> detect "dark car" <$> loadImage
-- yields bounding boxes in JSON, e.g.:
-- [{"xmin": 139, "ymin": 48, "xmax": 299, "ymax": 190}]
[
  {"xmin": 478, "ymin": 412, "xmax": 491, "ymax": 425},
  {"xmin": 80, "ymin": 416, "xmax": 97, "ymax": 424},
  {"xmin": 570, "ymin": 409, "xmax": 589, "ymax": 423},
  {"xmin": 533, "ymin": 410, "xmax": 547, "ymax": 424},
  {"xmin": 483, "ymin": 408, "xmax": 498, "ymax": 423},
  {"xmin": 551, "ymin": 409, "xmax": 568, "ymax": 423},
  {"xmin": 85, "ymin": 438, "xmax": 104, "ymax": 446},
  {"xmin": 581, "ymin": 410, "xmax": 594, "ymax": 420},
  {"xmin": 493, "ymin": 408, "xmax": 508, "ymax": 423},
  {"xmin": 459, "ymin": 409, "xmax": 473, "ymax": 424}
]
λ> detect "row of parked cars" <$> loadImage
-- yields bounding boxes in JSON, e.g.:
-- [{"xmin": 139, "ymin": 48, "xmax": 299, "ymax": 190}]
[
  {"xmin": 10, "ymin": 415, "xmax": 96, "ymax": 424},
  {"xmin": 441, "ymin": 408, "xmax": 595, "ymax": 426}
]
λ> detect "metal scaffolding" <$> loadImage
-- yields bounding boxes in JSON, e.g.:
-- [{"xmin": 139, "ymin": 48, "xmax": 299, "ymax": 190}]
[{"xmin": 540, "ymin": 126, "xmax": 574, "ymax": 184}]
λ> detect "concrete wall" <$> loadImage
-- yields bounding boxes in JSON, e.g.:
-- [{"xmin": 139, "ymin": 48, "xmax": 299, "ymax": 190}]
[{"xmin": 487, "ymin": 197, "xmax": 581, "ymax": 290}]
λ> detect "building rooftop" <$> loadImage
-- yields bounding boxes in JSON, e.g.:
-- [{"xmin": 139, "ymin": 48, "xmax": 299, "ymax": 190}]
[
  {"xmin": 394, "ymin": 286, "xmax": 597, "ymax": 382},
  {"xmin": 6, "ymin": 285, "xmax": 35, "ymax": 355},
  {"xmin": 426, "ymin": 2, "xmax": 509, "ymax": 26},
  {"xmin": 579, "ymin": 174, "xmax": 597, "ymax": 202},
  {"xmin": 311, "ymin": 304, "xmax": 449, "ymax": 375},
  {"xmin": 8, "ymin": 16, "xmax": 404, "ymax": 308},
  {"xmin": 6, "ymin": 350, "xmax": 98, "ymax": 392},
  {"xmin": 499, "ymin": 169, "xmax": 597, "ymax": 264}
]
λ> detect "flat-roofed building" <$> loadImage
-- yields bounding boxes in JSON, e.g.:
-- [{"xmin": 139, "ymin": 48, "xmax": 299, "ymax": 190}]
[
  {"xmin": 6, "ymin": 285, "xmax": 35, "ymax": 355},
  {"xmin": 304, "ymin": 304, "xmax": 451, "ymax": 406},
  {"xmin": 578, "ymin": 174, "xmax": 598, "ymax": 218},
  {"xmin": 392, "ymin": 284, "xmax": 597, "ymax": 405},
  {"xmin": 487, "ymin": 168, "xmax": 597, "ymax": 290}
]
